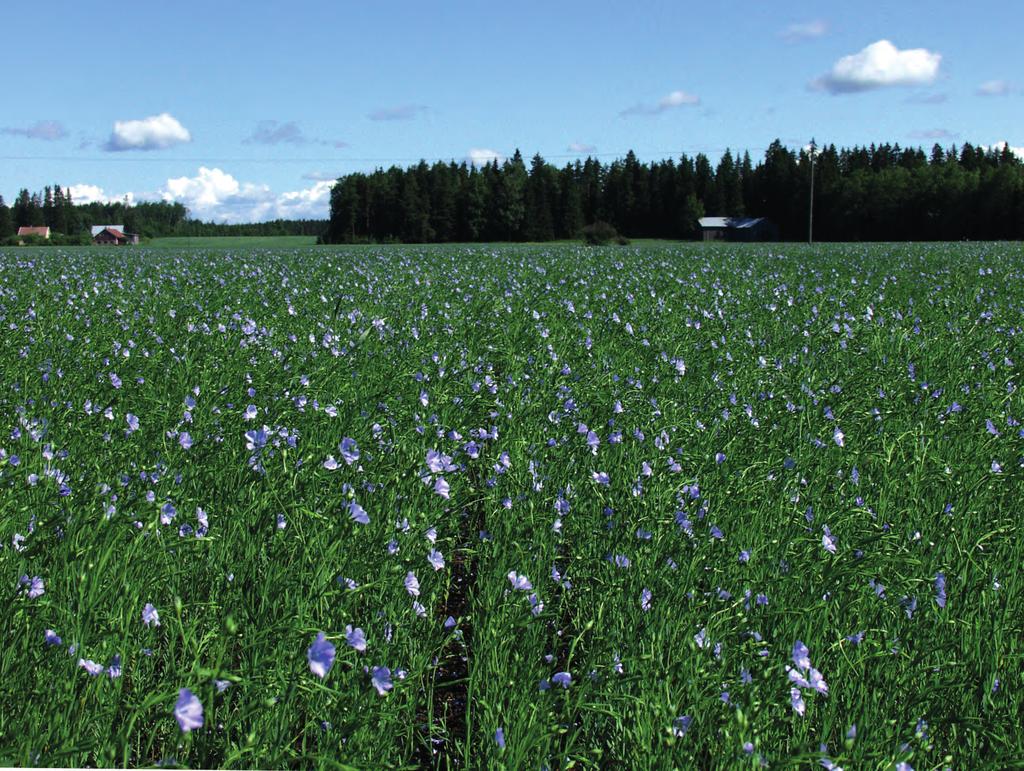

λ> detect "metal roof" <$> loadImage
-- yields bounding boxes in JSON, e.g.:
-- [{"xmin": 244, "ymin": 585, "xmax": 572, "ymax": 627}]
[
  {"xmin": 91, "ymin": 225, "xmax": 124, "ymax": 236},
  {"xmin": 698, "ymin": 217, "xmax": 768, "ymax": 229}
]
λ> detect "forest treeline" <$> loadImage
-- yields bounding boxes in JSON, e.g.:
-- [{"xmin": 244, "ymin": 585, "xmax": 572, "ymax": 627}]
[
  {"xmin": 0, "ymin": 188, "xmax": 322, "ymax": 243},
  {"xmin": 3, "ymin": 139, "xmax": 1022, "ymax": 244},
  {"xmin": 324, "ymin": 140, "xmax": 1024, "ymax": 243}
]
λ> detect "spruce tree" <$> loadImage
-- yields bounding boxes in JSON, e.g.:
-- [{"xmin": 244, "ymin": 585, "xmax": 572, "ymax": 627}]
[
  {"xmin": 0, "ymin": 195, "xmax": 12, "ymax": 238},
  {"xmin": 525, "ymin": 153, "xmax": 556, "ymax": 241},
  {"xmin": 497, "ymin": 151, "xmax": 527, "ymax": 241},
  {"xmin": 43, "ymin": 186, "xmax": 56, "ymax": 229}
]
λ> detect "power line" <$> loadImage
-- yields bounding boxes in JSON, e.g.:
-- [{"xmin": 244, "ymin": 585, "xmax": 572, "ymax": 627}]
[{"xmin": 0, "ymin": 145, "xmax": 767, "ymax": 166}]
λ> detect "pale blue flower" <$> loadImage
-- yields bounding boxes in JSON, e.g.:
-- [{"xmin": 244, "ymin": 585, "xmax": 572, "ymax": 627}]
[
  {"xmin": 405, "ymin": 571, "xmax": 420, "ymax": 597},
  {"xmin": 507, "ymin": 571, "xmax": 532, "ymax": 591},
  {"xmin": 340, "ymin": 437, "xmax": 360, "ymax": 465},
  {"xmin": 346, "ymin": 625, "xmax": 367, "ymax": 652},
  {"xmin": 427, "ymin": 549, "xmax": 445, "ymax": 571},
  {"xmin": 307, "ymin": 632, "xmax": 336, "ymax": 679},
  {"xmin": 142, "ymin": 603, "xmax": 160, "ymax": 627},
  {"xmin": 672, "ymin": 715, "xmax": 692, "ymax": 737},
  {"xmin": 175, "ymin": 688, "xmax": 204, "ymax": 732},
  {"xmin": 349, "ymin": 501, "xmax": 370, "ymax": 525},
  {"xmin": 791, "ymin": 687, "xmax": 806, "ymax": 716},
  {"xmin": 371, "ymin": 666, "xmax": 393, "ymax": 695},
  {"xmin": 79, "ymin": 658, "xmax": 104, "ymax": 676},
  {"xmin": 551, "ymin": 671, "xmax": 572, "ymax": 688}
]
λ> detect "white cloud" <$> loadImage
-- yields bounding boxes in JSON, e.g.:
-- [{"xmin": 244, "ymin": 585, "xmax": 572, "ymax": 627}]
[
  {"xmin": 2, "ymin": 120, "xmax": 67, "ymax": 141},
  {"xmin": 567, "ymin": 141, "xmax": 597, "ymax": 154},
  {"xmin": 274, "ymin": 180, "xmax": 334, "ymax": 219},
  {"xmin": 245, "ymin": 120, "xmax": 308, "ymax": 145},
  {"xmin": 368, "ymin": 105, "xmax": 428, "ymax": 121},
  {"xmin": 243, "ymin": 120, "xmax": 348, "ymax": 147},
  {"xmin": 812, "ymin": 40, "xmax": 941, "ymax": 94},
  {"xmin": 985, "ymin": 141, "xmax": 1024, "ymax": 160},
  {"xmin": 162, "ymin": 167, "xmax": 270, "ymax": 219},
  {"xmin": 780, "ymin": 19, "xmax": 828, "ymax": 43},
  {"xmin": 659, "ymin": 91, "xmax": 700, "ymax": 108},
  {"xmin": 620, "ymin": 89, "xmax": 700, "ymax": 116},
  {"xmin": 976, "ymin": 80, "xmax": 1014, "ymax": 96},
  {"xmin": 104, "ymin": 113, "xmax": 192, "ymax": 151},
  {"xmin": 302, "ymin": 170, "xmax": 343, "ymax": 181},
  {"xmin": 466, "ymin": 148, "xmax": 504, "ymax": 166},
  {"xmin": 908, "ymin": 129, "xmax": 957, "ymax": 140},
  {"xmin": 68, "ymin": 183, "xmax": 134, "ymax": 205},
  {"xmin": 158, "ymin": 167, "xmax": 332, "ymax": 223},
  {"xmin": 72, "ymin": 168, "xmax": 335, "ymax": 224}
]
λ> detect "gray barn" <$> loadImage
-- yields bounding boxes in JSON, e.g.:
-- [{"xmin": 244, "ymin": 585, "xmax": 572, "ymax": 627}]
[{"xmin": 699, "ymin": 217, "xmax": 778, "ymax": 242}]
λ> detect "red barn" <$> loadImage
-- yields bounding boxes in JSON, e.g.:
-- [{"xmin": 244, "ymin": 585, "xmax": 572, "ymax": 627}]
[
  {"xmin": 93, "ymin": 227, "xmax": 139, "ymax": 245},
  {"xmin": 17, "ymin": 226, "xmax": 50, "ymax": 240}
]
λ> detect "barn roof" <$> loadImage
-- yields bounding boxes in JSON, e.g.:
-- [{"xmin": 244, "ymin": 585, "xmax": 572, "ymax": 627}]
[
  {"xmin": 699, "ymin": 217, "xmax": 769, "ymax": 229},
  {"xmin": 91, "ymin": 225, "xmax": 124, "ymax": 236},
  {"xmin": 17, "ymin": 226, "xmax": 50, "ymax": 237},
  {"xmin": 96, "ymin": 228, "xmax": 127, "ymax": 239}
]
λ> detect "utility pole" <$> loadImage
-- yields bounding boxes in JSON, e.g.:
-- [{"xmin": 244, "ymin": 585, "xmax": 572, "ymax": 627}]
[{"xmin": 808, "ymin": 138, "xmax": 817, "ymax": 245}]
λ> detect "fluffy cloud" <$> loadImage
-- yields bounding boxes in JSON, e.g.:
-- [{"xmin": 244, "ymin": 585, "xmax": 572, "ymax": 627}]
[
  {"xmin": 466, "ymin": 148, "xmax": 504, "ymax": 166},
  {"xmin": 620, "ymin": 90, "xmax": 700, "ymax": 117},
  {"xmin": 567, "ymin": 141, "xmax": 597, "ymax": 154},
  {"xmin": 368, "ymin": 105, "xmax": 428, "ymax": 121},
  {"xmin": 244, "ymin": 120, "xmax": 348, "ymax": 147},
  {"xmin": 908, "ymin": 129, "xmax": 958, "ymax": 140},
  {"xmin": 68, "ymin": 184, "xmax": 134, "ymax": 205},
  {"xmin": 1, "ymin": 120, "xmax": 67, "ymax": 141},
  {"xmin": 812, "ymin": 40, "xmax": 941, "ymax": 94},
  {"xmin": 162, "ymin": 167, "xmax": 270, "ymax": 219},
  {"xmin": 780, "ymin": 20, "xmax": 828, "ymax": 43},
  {"xmin": 302, "ymin": 170, "xmax": 344, "ymax": 181},
  {"xmin": 274, "ymin": 180, "xmax": 334, "ymax": 219},
  {"xmin": 976, "ymin": 80, "xmax": 1015, "ymax": 96},
  {"xmin": 245, "ymin": 120, "xmax": 308, "ymax": 145},
  {"xmin": 71, "ymin": 168, "xmax": 335, "ymax": 224},
  {"xmin": 159, "ymin": 167, "xmax": 332, "ymax": 223},
  {"xmin": 985, "ymin": 141, "xmax": 1024, "ymax": 160},
  {"xmin": 104, "ymin": 113, "xmax": 192, "ymax": 151}
]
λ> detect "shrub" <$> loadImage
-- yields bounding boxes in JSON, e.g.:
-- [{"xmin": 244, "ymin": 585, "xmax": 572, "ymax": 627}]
[{"xmin": 582, "ymin": 221, "xmax": 629, "ymax": 246}]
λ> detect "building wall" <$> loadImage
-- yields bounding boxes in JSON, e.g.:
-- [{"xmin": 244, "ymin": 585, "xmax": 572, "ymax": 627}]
[{"xmin": 701, "ymin": 223, "xmax": 778, "ymax": 242}]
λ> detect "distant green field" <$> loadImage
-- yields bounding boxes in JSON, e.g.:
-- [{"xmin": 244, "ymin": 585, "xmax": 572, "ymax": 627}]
[{"xmin": 149, "ymin": 235, "xmax": 319, "ymax": 248}]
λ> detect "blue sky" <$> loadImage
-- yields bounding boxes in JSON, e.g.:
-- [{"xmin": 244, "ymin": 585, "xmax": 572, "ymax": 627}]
[{"xmin": 2, "ymin": 0, "xmax": 1020, "ymax": 222}]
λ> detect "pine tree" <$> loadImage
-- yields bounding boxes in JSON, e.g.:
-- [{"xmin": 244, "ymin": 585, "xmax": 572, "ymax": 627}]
[
  {"xmin": 497, "ymin": 150, "xmax": 527, "ymax": 241},
  {"xmin": 399, "ymin": 172, "xmax": 433, "ymax": 243},
  {"xmin": 740, "ymin": 151, "xmax": 755, "ymax": 216},
  {"xmin": 29, "ymin": 192, "xmax": 45, "ymax": 226},
  {"xmin": 43, "ymin": 186, "xmax": 57, "ymax": 229},
  {"xmin": 694, "ymin": 154, "xmax": 718, "ymax": 215},
  {"xmin": 63, "ymin": 193, "xmax": 80, "ymax": 237},
  {"xmin": 680, "ymin": 193, "xmax": 704, "ymax": 239},
  {"xmin": 461, "ymin": 166, "xmax": 488, "ymax": 241},
  {"xmin": 326, "ymin": 176, "xmax": 361, "ymax": 242},
  {"xmin": 13, "ymin": 189, "xmax": 32, "ymax": 229},
  {"xmin": 0, "ymin": 195, "xmax": 12, "ymax": 238},
  {"xmin": 716, "ymin": 149, "xmax": 744, "ymax": 216},
  {"xmin": 579, "ymin": 157, "xmax": 603, "ymax": 225},
  {"xmin": 525, "ymin": 153, "xmax": 556, "ymax": 241}
]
